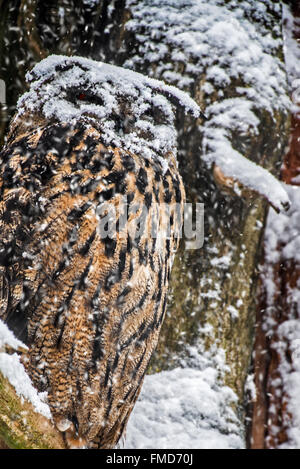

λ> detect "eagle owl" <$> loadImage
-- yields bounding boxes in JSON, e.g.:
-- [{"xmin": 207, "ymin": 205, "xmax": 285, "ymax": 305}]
[{"xmin": 0, "ymin": 55, "xmax": 200, "ymax": 448}]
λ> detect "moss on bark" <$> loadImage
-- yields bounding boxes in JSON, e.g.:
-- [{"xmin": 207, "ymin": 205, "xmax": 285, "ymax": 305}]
[{"xmin": 0, "ymin": 370, "xmax": 65, "ymax": 449}]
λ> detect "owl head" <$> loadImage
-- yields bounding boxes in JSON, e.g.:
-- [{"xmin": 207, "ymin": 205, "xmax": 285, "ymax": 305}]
[{"xmin": 12, "ymin": 55, "xmax": 201, "ymax": 162}]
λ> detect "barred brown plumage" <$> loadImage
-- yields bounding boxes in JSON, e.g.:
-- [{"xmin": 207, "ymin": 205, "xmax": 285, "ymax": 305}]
[{"xmin": 0, "ymin": 55, "xmax": 199, "ymax": 448}]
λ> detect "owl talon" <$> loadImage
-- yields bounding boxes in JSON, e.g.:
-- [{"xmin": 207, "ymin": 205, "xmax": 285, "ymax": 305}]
[
  {"xmin": 64, "ymin": 424, "xmax": 88, "ymax": 449},
  {"xmin": 55, "ymin": 417, "xmax": 72, "ymax": 432}
]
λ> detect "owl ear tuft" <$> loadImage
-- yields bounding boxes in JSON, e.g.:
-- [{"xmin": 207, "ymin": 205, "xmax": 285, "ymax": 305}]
[
  {"xmin": 144, "ymin": 78, "xmax": 205, "ymax": 119},
  {"xmin": 155, "ymin": 87, "xmax": 207, "ymax": 120}
]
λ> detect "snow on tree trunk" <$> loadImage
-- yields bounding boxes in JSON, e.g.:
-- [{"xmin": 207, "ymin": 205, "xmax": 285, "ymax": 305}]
[{"xmin": 250, "ymin": 2, "xmax": 300, "ymax": 449}]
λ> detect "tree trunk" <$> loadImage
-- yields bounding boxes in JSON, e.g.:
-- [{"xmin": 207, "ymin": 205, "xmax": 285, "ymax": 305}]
[
  {"xmin": 0, "ymin": 368, "xmax": 65, "ymax": 449},
  {"xmin": 250, "ymin": 1, "xmax": 300, "ymax": 449}
]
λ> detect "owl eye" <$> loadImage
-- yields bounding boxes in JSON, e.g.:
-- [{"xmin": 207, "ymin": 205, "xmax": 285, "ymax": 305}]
[{"xmin": 74, "ymin": 91, "xmax": 104, "ymax": 106}]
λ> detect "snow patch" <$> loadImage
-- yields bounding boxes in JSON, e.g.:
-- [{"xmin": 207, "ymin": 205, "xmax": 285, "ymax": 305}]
[
  {"xmin": 125, "ymin": 345, "xmax": 244, "ymax": 449},
  {"xmin": 0, "ymin": 320, "xmax": 51, "ymax": 419},
  {"xmin": 282, "ymin": 4, "xmax": 300, "ymax": 112}
]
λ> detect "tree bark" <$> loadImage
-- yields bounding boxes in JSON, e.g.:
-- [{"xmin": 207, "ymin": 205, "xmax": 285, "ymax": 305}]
[
  {"xmin": 0, "ymin": 368, "xmax": 65, "ymax": 449},
  {"xmin": 250, "ymin": 1, "xmax": 300, "ymax": 449}
]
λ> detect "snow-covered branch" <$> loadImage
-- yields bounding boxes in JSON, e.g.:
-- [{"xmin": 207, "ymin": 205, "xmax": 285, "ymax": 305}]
[{"xmin": 0, "ymin": 321, "xmax": 64, "ymax": 449}]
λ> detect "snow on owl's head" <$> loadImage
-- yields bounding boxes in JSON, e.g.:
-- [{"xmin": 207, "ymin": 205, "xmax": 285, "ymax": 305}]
[{"xmin": 15, "ymin": 55, "xmax": 201, "ymax": 162}]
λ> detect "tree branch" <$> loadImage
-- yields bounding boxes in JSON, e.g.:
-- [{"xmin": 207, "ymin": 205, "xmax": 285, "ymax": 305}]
[{"xmin": 0, "ymin": 368, "xmax": 65, "ymax": 449}]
